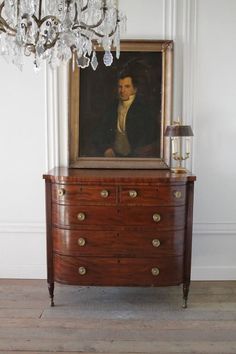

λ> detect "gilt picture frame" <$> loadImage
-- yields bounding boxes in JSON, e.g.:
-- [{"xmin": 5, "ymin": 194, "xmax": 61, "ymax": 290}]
[{"xmin": 69, "ymin": 40, "xmax": 173, "ymax": 169}]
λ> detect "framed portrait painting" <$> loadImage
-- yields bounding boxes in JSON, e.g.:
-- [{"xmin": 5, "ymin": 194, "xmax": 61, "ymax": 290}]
[{"xmin": 69, "ymin": 40, "xmax": 173, "ymax": 169}]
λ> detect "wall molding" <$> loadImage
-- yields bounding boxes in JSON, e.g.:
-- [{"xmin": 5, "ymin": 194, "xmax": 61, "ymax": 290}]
[
  {"xmin": 0, "ymin": 265, "xmax": 46, "ymax": 279},
  {"xmin": 0, "ymin": 223, "xmax": 45, "ymax": 234},
  {"xmin": 192, "ymin": 266, "xmax": 236, "ymax": 281},
  {"xmin": 46, "ymin": 63, "xmax": 69, "ymax": 170},
  {"xmin": 45, "ymin": 65, "xmax": 59, "ymax": 170},
  {"xmin": 163, "ymin": 0, "xmax": 176, "ymax": 39},
  {"xmin": 193, "ymin": 223, "xmax": 236, "ymax": 235}
]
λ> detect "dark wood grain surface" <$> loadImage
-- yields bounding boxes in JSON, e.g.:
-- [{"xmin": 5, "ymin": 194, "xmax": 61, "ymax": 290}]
[
  {"xmin": 43, "ymin": 168, "xmax": 196, "ymax": 184},
  {"xmin": 43, "ymin": 168, "xmax": 196, "ymax": 306},
  {"xmin": 52, "ymin": 227, "xmax": 185, "ymax": 257},
  {"xmin": 54, "ymin": 254, "xmax": 183, "ymax": 286}
]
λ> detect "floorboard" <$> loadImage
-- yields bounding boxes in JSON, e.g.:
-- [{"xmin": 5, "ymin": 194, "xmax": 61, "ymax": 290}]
[{"xmin": 0, "ymin": 280, "xmax": 236, "ymax": 353}]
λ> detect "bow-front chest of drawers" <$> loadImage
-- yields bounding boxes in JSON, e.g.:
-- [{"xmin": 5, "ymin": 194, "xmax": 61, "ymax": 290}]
[{"xmin": 43, "ymin": 168, "xmax": 196, "ymax": 308}]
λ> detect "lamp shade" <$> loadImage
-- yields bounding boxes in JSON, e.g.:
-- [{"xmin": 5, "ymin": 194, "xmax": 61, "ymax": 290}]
[{"xmin": 164, "ymin": 125, "xmax": 194, "ymax": 137}]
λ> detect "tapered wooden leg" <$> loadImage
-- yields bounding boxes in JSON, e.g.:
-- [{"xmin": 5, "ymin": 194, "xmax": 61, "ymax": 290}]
[
  {"xmin": 48, "ymin": 282, "xmax": 54, "ymax": 307},
  {"xmin": 183, "ymin": 282, "xmax": 190, "ymax": 308}
]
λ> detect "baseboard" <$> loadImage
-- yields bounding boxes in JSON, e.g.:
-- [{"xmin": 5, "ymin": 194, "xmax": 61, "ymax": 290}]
[
  {"xmin": 194, "ymin": 222, "xmax": 236, "ymax": 235},
  {"xmin": 0, "ymin": 265, "xmax": 47, "ymax": 279},
  {"xmin": 191, "ymin": 266, "xmax": 236, "ymax": 280},
  {"xmin": 0, "ymin": 223, "xmax": 45, "ymax": 234}
]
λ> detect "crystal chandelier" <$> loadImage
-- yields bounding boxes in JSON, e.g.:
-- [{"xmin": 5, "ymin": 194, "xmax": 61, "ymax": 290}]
[{"xmin": 0, "ymin": 0, "xmax": 126, "ymax": 70}]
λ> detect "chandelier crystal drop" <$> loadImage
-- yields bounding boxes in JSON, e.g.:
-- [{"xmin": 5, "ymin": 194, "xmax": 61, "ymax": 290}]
[{"xmin": 0, "ymin": 0, "xmax": 126, "ymax": 70}]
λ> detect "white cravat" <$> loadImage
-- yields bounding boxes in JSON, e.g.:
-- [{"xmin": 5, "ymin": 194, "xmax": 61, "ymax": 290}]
[{"xmin": 117, "ymin": 94, "xmax": 136, "ymax": 133}]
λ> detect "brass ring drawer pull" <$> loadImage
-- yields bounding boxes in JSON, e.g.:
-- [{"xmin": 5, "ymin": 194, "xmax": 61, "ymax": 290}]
[
  {"xmin": 152, "ymin": 239, "xmax": 161, "ymax": 248},
  {"xmin": 129, "ymin": 190, "xmax": 138, "ymax": 198},
  {"xmin": 77, "ymin": 212, "xmax": 86, "ymax": 221},
  {"xmin": 78, "ymin": 267, "xmax": 86, "ymax": 275},
  {"xmin": 57, "ymin": 188, "xmax": 65, "ymax": 197},
  {"xmin": 153, "ymin": 213, "xmax": 161, "ymax": 223},
  {"xmin": 100, "ymin": 190, "xmax": 109, "ymax": 198},
  {"xmin": 78, "ymin": 238, "xmax": 86, "ymax": 247},
  {"xmin": 151, "ymin": 267, "xmax": 160, "ymax": 276},
  {"xmin": 174, "ymin": 190, "xmax": 182, "ymax": 199}
]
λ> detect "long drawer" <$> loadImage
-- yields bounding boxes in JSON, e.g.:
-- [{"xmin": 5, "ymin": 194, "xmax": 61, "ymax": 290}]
[
  {"xmin": 54, "ymin": 254, "xmax": 183, "ymax": 286},
  {"xmin": 52, "ymin": 205, "xmax": 186, "ymax": 229},
  {"xmin": 52, "ymin": 227, "xmax": 184, "ymax": 257}
]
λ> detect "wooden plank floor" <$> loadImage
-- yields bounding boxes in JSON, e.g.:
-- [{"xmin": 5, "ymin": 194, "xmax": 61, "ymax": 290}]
[{"xmin": 0, "ymin": 280, "xmax": 236, "ymax": 353}]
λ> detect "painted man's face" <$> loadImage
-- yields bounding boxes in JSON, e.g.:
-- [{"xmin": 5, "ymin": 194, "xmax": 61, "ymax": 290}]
[{"xmin": 118, "ymin": 77, "xmax": 137, "ymax": 101}]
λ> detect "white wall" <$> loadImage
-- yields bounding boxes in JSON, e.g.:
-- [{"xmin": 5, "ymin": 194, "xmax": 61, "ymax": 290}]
[
  {"xmin": 0, "ymin": 0, "xmax": 235, "ymax": 279},
  {"xmin": 0, "ymin": 58, "xmax": 47, "ymax": 278},
  {"xmin": 191, "ymin": 0, "xmax": 236, "ymax": 279}
]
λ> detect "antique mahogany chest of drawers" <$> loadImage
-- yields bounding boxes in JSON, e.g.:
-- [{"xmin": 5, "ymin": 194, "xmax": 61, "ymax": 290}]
[{"xmin": 43, "ymin": 168, "xmax": 196, "ymax": 308}]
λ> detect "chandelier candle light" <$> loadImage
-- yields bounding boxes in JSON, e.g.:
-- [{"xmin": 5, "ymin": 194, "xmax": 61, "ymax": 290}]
[
  {"xmin": 0, "ymin": 0, "xmax": 126, "ymax": 70},
  {"xmin": 164, "ymin": 121, "xmax": 194, "ymax": 174}
]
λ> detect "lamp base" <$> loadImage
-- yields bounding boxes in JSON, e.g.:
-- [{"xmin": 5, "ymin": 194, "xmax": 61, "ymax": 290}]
[{"xmin": 171, "ymin": 167, "xmax": 188, "ymax": 174}]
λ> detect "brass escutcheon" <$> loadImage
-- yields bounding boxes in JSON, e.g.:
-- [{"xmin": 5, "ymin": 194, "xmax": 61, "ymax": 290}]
[
  {"xmin": 77, "ymin": 212, "xmax": 86, "ymax": 221},
  {"xmin": 78, "ymin": 238, "xmax": 86, "ymax": 247},
  {"xmin": 129, "ymin": 190, "xmax": 138, "ymax": 198},
  {"xmin": 78, "ymin": 267, "xmax": 86, "ymax": 275},
  {"xmin": 153, "ymin": 213, "xmax": 161, "ymax": 223},
  {"xmin": 152, "ymin": 239, "xmax": 161, "ymax": 248},
  {"xmin": 100, "ymin": 190, "xmax": 109, "ymax": 198},
  {"xmin": 57, "ymin": 188, "xmax": 65, "ymax": 197},
  {"xmin": 151, "ymin": 267, "xmax": 160, "ymax": 276},
  {"xmin": 174, "ymin": 190, "xmax": 182, "ymax": 199}
]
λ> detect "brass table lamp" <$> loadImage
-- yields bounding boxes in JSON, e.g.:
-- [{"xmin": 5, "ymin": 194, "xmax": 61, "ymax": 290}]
[{"xmin": 164, "ymin": 122, "xmax": 194, "ymax": 173}]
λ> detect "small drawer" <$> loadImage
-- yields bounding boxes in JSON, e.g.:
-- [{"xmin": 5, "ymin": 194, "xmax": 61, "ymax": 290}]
[
  {"xmin": 119, "ymin": 230, "xmax": 184, "ymax": 257},
  {"xmin": 52, "ymin": 205, "xmax": 120, "ymax": 227},
  {"xmin": 120, "ymin": 206, "xmax": 186, "ymax": 229},
  {"xmin": 54, "ymin": 254, "xmax": 183, "ymax": 286},
  {"xmin": 119, "ymin": 185, "xmax": 186, "ymax": 206},
  {"xmin": 53, "ymin": 228, "xmax": 119, "ymax": 256},
  {"xmin": 52, "ymin": 184, "xmax": 117, "ymax": 205},
  {"xmin": 52, "ymin": 228, "xmax": 184, "ymax": 257}
]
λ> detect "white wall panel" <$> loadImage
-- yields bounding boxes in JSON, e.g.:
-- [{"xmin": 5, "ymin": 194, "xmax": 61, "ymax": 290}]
[
  {"xmin": 194, "ymin": 0, "xmax": 236, "ymax": 223},
  {"xmin": 0, "ymin": 58, "xmax": 47, "ymax": 278},
  {"xmin": 191, "ymin": 0, "xmax": 236, "ymax": 279},
  {"xmin": 120, "ymin": 0, "xmax": 164, "ymax": 38},
  {"xmin": 0, "ymin": 229, "xmax": 46, "ymax": 279},
  {"xmin": 1, "ymin": 0, "xmax": 236, "ymax": 280}
]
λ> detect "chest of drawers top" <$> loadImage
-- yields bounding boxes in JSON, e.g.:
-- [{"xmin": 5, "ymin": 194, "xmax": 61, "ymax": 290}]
[{"xmin": 43, "ymin": 167, "xmax": 196, "ymax": 184}]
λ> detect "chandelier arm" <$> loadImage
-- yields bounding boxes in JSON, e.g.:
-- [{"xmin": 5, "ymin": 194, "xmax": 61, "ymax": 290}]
[
  {"xmin": 81, "ymin": 0, "xmax": 89, "ymax": 12},
  {"xmin": 16, "ymin": 15, "xmax": 60, "ymax": 53},
  {"xmin": 43, "ymin": 33, "xmax": 60, "ymax": 50},
  {"xmin": 77, "ymin": 20, "xmax": 119, "ymax": 39},
  {"xmin": 79, "ymin": 0, "xmax": 107, "ymax": 12},
  {"xmin": 0, "ymin": 20, "xmax": 16, "ymax": 35},
  {"xmin": 72, "ymin": 1, "xmax": 90, "ymax": 23},
  {"xmin": 0, "ymin": 2, "xmax": 17, "ymax": 34},
  {"xmin": 37, "ymin": 15, "xmax": 61, "ymax": 27},
  {"xmin": 73, "ymin": 2, "xmax": 78, "ymax": 23},
  {"xmin": 38, "ymin": 0, "xmax": 42, "ymax": 21},
  {"xmin": 25, "ymin": 43, "xmax": 35, "ymax": 54},
  {"xmin": 73, "ymin": 5, "xmax": 106, "ymax": 30},
  {"xmin": 17, "ymin": 0, "xmax": 20, "ymax": 18}
]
